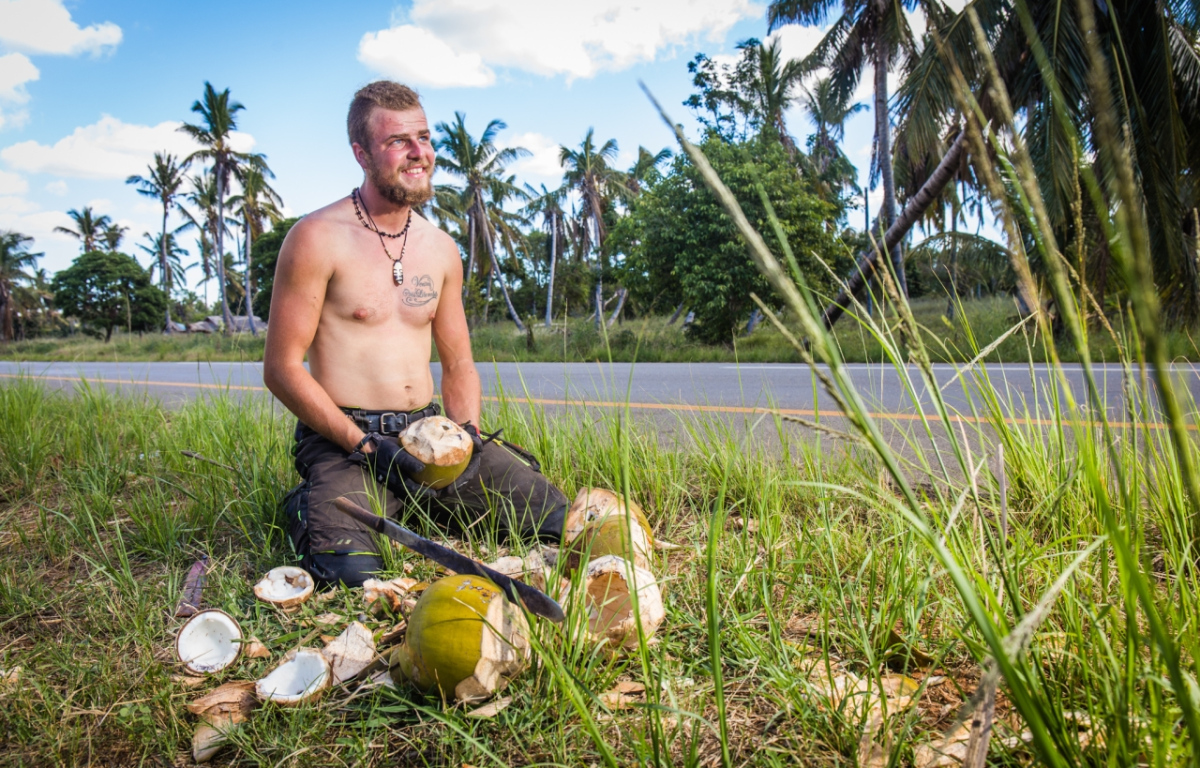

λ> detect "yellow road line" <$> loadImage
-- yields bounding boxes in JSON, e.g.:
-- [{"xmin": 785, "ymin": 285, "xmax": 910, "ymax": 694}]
[{"xmin": 0, "ymin": 371, "xmax": 1186, "ymax": 431}]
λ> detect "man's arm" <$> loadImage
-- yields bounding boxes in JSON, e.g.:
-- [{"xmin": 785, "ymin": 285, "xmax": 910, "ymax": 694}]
[
  {"xmin": 431, "ymin": 236, "xmax": 482, "ymax": 427},
  {"xmin": 262, "ymin": 221, "xmax": 366, "ymax": 453}
]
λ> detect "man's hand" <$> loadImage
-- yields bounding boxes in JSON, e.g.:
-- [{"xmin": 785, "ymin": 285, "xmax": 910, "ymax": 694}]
[{"xmin": 349, "ymin": 433, "xmax": 435, "ymax": 499}]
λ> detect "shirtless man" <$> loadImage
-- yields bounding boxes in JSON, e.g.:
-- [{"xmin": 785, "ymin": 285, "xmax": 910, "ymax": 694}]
[{"xmin": 263, "ymin": 81, "xmax": 567, "ymax": 587}]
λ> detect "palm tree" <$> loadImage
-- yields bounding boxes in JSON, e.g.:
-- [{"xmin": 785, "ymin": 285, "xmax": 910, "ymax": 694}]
[
  {"xmin": 560, "ymin": 129, "xmax": 627, "ymax": 329},
  {"xmin": 100, "ymin": 222, "xmax": 128, "ymax": 253},
  {"xmin": 228, "ymin": 166, "xmax": 283, "ymax": 335},
  {"xmin": 54, "ymin": 207, "xmax": 112, "ymax": 253},
  {"xmin": 769, "ymin": 0, "xmax": 932, "ymax": 296},
  {"xmin": 625, "ymin": 146, "xmax": 672, "ymax": 196},
  {"xmin": 0, "ymin": 231, "xmax": 41, "ymax": 341},
  {"xmin": 522, "ymin": 183, "xmax": 569, "ymax": 327},
  {"xmin": 179, "ymin": 169, "xmax": 234, "ymax": 320},
  {"xmin": 897, "ymin": 0, "xmax": 1200, "ymax": 323},
  {"xmin": 736, "ymin": 37, "xmax": 808, "ymax": 158},
  {"xmin": 434, "ymin": 112, "xmax": 529, "ymax": 331},
  {"xmin": 138, "ymin": 230, "xmax": 188, "ymax": 304},
  {"xmin": 180, "ymin": 82, "xmax": 266, "ymax": 333},
  {"xmin": 127, "ymin": 152, "xmax": 188, "ymax": 330}
]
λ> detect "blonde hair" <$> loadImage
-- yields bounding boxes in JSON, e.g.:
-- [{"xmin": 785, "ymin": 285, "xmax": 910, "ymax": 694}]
[{"xmin": 347, "ymin": 81, "xmax": 422, "ymax": 150}]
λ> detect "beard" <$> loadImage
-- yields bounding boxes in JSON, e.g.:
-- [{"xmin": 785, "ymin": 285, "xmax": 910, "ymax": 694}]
[{"xmin": 365, "ymin": 153, "xmax": 435, "ymax": 208}]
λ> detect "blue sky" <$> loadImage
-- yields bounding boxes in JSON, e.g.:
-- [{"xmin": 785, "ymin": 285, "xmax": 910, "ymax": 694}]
[{"xmin": 0, "ymin": 0, "xmax": 902, "ymax": 292}]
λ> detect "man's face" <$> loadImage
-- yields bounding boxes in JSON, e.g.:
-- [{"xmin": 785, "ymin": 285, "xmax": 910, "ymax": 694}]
[{"xmin": 354, "ymin": 106, "xmax": 435, "ymax": 208}]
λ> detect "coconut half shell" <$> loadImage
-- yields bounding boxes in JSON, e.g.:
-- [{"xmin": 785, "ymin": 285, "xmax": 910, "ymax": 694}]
[
  {"xmin": 390, "ymin": 574, "xmax": 529, "ymax": 702},
  {"xmin": 188, "ymin": 681, "xmax": 257, "ymax": 763},
  {"xmin": 253, "ymin": 566, "xmax": 314, "ymax": 609},
  {"xmin": 176, "ymin": 609, "xmax": 243, "ymax": 675},
  {"xmin": 255, "ymin": 648, "xmax": 331, "ymax": 706},
  {"xmin": 400, "ymin": 416, "xmax": 473, "ymax": 489},
  {"xmin": 564, "ymin": 487, "xmax": 654, "ymax": 548},
  {"xmin": 583, "ymin": 555, "xmax": 665, "ymax": 650}
]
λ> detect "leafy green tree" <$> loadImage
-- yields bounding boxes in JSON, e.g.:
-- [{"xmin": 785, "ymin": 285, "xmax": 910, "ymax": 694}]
[
  {"xmin": 248, "ymin": 216, "xmax": 299, "ymax": 320},
  {"xmin": 615, "ymin": 132, "xmax": 842, "ymax": 344},
  {"xmin": 0, "ymin": 231, "xmax": 41, "ymax": 341},
  {"xmin": 52, "ymin": 250, "xmax": 167, "ymax": 341},
  {"xmin": 180, "ymin": 82, "xmax": 266, "ymax": 333},
  {"xmin": 54, "ymin": 207, "xmax": 112, "ymax": 253},
  {"xmin": 127, "ymin": 152, "xmax": 188, "ymax": 329},
  {"xmin": 434, "ymin": 112, "xmax": 530, "ymax": 330}
]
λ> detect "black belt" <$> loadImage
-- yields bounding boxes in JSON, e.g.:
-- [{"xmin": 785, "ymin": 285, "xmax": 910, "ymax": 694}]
[{"xmin": 341, "ymin": 403, "xmax": 440, "ymax": 436}]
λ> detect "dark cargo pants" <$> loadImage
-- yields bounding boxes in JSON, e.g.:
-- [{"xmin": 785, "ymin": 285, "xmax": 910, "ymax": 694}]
[{"xmin": 284, "ymin": 416, "xmax": 568, "ymax": 587}]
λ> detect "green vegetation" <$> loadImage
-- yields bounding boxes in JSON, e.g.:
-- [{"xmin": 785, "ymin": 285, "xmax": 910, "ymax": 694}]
[{"xmin": 50, "ymin": 251, "xmax": 168, "ymax": 342}]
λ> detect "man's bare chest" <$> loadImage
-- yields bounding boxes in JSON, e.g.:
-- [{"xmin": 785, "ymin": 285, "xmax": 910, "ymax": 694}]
[{"xmin": 324, "ymin": 238, "xmax": 444, "ymax": 329}]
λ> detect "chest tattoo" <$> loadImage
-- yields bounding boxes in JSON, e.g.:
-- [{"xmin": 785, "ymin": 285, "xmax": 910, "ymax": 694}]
[{"xmin": 401, "ymin": 274, "xmax": 439, "ymax": 307}]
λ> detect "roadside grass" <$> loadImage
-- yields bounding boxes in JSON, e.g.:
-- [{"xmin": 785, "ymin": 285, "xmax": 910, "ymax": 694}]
[
  {"xmin": 0, "ymin": 348, "xmax": 1196, "ymax": 765},
  {"xmin": 6, "ymin": 295, "xmax": 1197, "ymax": 364}
]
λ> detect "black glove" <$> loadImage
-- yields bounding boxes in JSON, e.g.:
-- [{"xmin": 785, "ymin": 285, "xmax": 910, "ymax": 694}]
[{"xmin": 348, "ymin": 433, "xmax": 435, "ymax": 500}]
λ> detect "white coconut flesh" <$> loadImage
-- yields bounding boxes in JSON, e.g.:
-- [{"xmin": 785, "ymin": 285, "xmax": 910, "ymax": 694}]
[
  {"xmin": 583, "ymin": 556, "xmax": 665, "ymax": 650},
  {"xmin": 177, "ymin": 610, "xmax": 243, "ymax": 675},
  {"xmin": 401, "ymin": 416, "xmax": 472, "ymax": 467},
  {"xmin": 253, "ymin": 566, "xmax": 314, "ymax": 608},
  {"xmin": 255, "ymin": 648, "xmax": 330, "ymax": 705}
]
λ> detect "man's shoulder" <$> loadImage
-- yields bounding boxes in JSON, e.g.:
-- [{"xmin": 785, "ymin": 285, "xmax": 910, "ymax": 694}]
[{"xmin": 281, "ymin": 199, "xmax": 353, "ymax": 254}]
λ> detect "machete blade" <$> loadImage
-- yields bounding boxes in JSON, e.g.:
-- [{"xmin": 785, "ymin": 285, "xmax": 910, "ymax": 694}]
[{"xmin": 332, "ymin": 496, "xmax": 565, "ymax": 623}]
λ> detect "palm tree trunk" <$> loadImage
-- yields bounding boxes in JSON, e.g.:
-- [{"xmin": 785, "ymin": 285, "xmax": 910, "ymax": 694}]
[
  {"xmin": 874, "ymin": 22, "xmax": 904, "ymax": 298},
  {"xmin": 244, "ymin": 217, "xmax": 257, "ymax": 336},
  {"xmin": 606, "ymin": 288, "xmax": 627, "ymax": 327},
  {"xmin": 946, "ymin": 197, "xmax": 959, "ymax": 320},
  {"xmin": 864, "ymin": 187, "xmax": 873, "ymax": 317},
  {"xmin": 823, "ymin": 130, "xmax": 967, "ymax": 329},
  {"xmin": 465, "ymin": 214, "xmax": 476, "ymax": 298},
  {"xmin": 476, "ymin": 194, "xmax": 526, "ymax": 332},
  {"xmin": 215, "ymin": 168, "xmax": 234, "ymax": 334},
  {"xmin": 0, "ymin": 282, "xmax": 11, "ymax": 342},
  {"xmin": 161, "ymin": 203, "xmax": 173, "ymax": 332},
  {"xmin": 544, "ymin": 213, "xmax": 557, "ymax": 327},
  {"xmin": 668, "ymin": 302, "xmax": 686, "ymax": 324}
]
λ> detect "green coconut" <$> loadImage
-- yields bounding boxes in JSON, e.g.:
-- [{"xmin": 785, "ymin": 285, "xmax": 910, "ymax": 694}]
[
  {"xmin": 400, "ymin": 416, "xmax": 473, "ymax": 490},
  {"xmin": 387, "ymin": 574, "xmax": 529, "ymax": 701},
  {"xmin": 565, "ymin": 517, "xmax": 654, "ymax": 572},
  {"xmin": 564, "ymin": 487, "xmax": 654, "ymax": 547}
]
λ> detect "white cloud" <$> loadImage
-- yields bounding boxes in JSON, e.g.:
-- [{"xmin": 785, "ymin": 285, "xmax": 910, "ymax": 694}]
[
  {"xmin": 1, "ymin": 115, "xmax": 256, "ymax": 179},
  {"xmin": 0, "ymin": 0, "xmax": 122, "ymax": 56},
  {"xmin": 0, "ymin": 167, "xmax": 25, "ymax": 194},
  {"xmin": 359, "ymin": 0, "xmax": 761, "ymax": 87},
  {"xmin": 359, "ymin": 25, "xmax": 494, "ymax": 88},
  {"xmin": 772, "ymin": 25, "xmax": 826, "ymax": 67},
  {"xmin": 0, "ymin": 52, "xmax": 38, "ymax": 102},
  {"xmin": 502, "ymin": 131, "xmax": 563, "ymax": 186},
  {"xmin": 44, "ymin": 179, "xmax": 65, "ymax": 195}
]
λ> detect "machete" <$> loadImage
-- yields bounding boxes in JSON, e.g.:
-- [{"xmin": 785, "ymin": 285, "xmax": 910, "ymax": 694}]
[{"xmin": 332, "ymin": 496, "xmax": 565, "ymax": 623}]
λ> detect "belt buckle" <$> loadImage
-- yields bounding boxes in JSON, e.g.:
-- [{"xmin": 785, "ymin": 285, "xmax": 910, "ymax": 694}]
[{"xmin": 376, "ymin": 412, "xmax": 395, "ymax": 435}]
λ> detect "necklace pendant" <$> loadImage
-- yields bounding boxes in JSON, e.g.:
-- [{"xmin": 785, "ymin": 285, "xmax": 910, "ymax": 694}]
[{"xmin": 393, "ymin": 261, "xmax": 404, "ymax": 285}]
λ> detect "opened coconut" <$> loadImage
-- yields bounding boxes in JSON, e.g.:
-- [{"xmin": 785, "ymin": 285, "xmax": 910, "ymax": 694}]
[
  {"xmin": 253, "ymin": 566, "xmax": 313, "ymax": 609},
  {"xmin": 388, "ymin": 574, "xmax": 529, "ymax": 702},
  {"xmin": 176, "ymin": 609, "xmax": 243, "ymax": 675},
  {"xmin": 400, "ymin": 416, "xmax": 473, "ymax": 489},
  {"xmin": 566, "ymin": 516, "xmax": 654, "ymax": 572},
  {"xmin": 564, "ymin": 488, "xmax": 654, "ymax": 548},
  {"xmin": 582, "ymin": 555, "xmax": 665, "ymax": 650},
  {"xmin": 255, "ymin": 648, "xmax": 331, "ymax": 706}
]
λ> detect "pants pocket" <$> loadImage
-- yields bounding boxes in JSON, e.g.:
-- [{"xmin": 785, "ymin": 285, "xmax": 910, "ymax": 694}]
[{"xmin": 283, "ymin": 480, "xmax": 310, "ymax": 557}]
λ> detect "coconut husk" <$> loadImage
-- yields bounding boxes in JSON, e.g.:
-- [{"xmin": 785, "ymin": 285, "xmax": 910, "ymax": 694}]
[
  {"xmin": 188, "ymin": 681, "xmax": 257, "ymax": 763},
  {"xmin": 321, "ymin": 621, "xmax": 377, "ymax": 685},
  {"xmin": 363, "ymin": 576, "xmax": 419, "ymax": 614},
  {"xmin": 582, "ymin": 555, "xmax": 664, "ymax": 650},
  {"xmin": 243, "ymin": 637, "xmax": 270, "ymax": 659}
]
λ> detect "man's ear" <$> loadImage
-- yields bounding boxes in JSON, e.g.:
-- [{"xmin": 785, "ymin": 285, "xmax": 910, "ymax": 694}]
[{"xmin": 351, "ymin": 142, "xmax": 370, "ymax": 172}]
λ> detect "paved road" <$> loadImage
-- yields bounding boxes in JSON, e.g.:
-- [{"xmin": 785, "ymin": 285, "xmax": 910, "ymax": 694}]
[{"xmin": 2, "ymin": 360, "xmax": 1197, "ymax": 429}]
